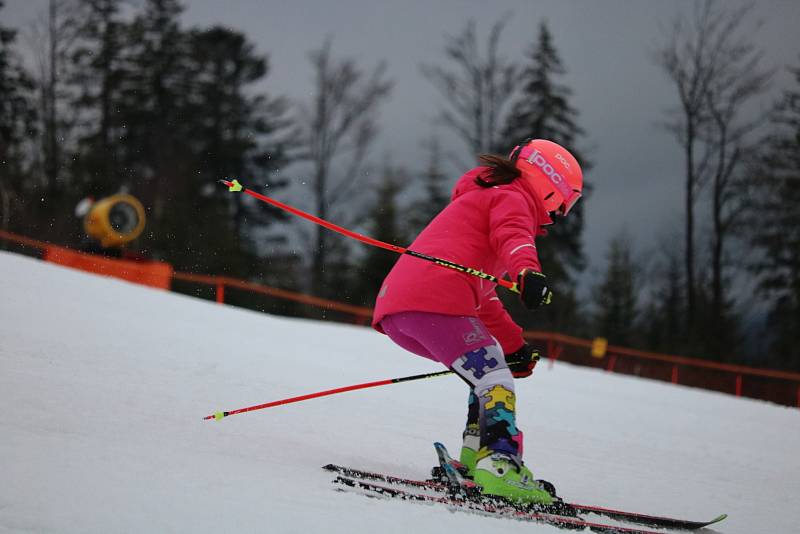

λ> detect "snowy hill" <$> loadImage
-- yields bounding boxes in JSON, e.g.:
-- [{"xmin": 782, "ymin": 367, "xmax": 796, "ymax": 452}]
[{"xmin": 1, "ymin": 250, "xmax": 798, "ymax": 534}]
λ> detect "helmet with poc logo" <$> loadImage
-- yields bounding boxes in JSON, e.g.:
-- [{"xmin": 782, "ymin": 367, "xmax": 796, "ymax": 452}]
[{"xmin": 509, "ymin": 139, "xmax": 583, "ymax": 216}]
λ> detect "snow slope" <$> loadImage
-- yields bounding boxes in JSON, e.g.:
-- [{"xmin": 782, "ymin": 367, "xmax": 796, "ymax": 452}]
[{"xmin": 1, "ymin": 250, "xmax": 798, "ymax": 534}]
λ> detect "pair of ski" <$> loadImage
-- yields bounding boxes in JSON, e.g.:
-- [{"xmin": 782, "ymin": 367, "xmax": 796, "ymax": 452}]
[{"xmin": 326, "ymin": 443, "xmax": 727, "ymax": 534}]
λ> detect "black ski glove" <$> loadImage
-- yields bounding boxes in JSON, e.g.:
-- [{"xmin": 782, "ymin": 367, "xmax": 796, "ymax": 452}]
[
  {"xmin": 518, "ymin": 269, "xmax": 552, "ymax": 309},
  {"xmin": 505, "ymin": 343, "xmax": 540, "ymax": 378}
]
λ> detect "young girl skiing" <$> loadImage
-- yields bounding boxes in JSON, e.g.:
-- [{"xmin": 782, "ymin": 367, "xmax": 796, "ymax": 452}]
[{"xmin": 372, "ymin": 138, "xmax": 583, "ymax": 504}]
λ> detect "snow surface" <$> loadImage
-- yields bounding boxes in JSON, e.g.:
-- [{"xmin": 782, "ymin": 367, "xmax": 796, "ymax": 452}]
[{"xmin": 1, "ymin": 250, "xmax": 798, "ymax": 534}]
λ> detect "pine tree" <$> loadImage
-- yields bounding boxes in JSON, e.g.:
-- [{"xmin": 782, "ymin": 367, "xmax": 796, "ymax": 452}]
[
  {"xmin": 70, "ymin": 0, "xmax": 129, "ymax": 196},
  {"xmin": 355, "ymin": 164, "xmax": 409, "ymax": 306},
  {"xmin": 121, "ymin": 0, "xmax": 192, "ymax": 216},
  {"xmin": 408, "ymin": 135, "xmax": 449, "ymax": 236},
  {"xmin": 502, "ymin": 22, "xmax": 584, "ymax": 151},
  {"xmin": 643, "ymin": 240, "xmax": 686, "ymax": 355},
  {"xmin": 501, "ymin": 21, "xmax": 589, "ymax": 334},
  {"xmin": 185, "ymin": 25, "xmax": 293, "ymax": 276},
  {"xmin": 29, "ymin": 0, "xmax": 78, "ymax": 200},
  {"xmin": 592, "ymin": 234, "xmax": 639, "ymax": 346},
  {"xmin": 0, "ymin": 0, "xmax": 38, "ymax": 231},
  {"xmin": 749, "ymin": 57, "xmax": 800, "ymax": 371}
]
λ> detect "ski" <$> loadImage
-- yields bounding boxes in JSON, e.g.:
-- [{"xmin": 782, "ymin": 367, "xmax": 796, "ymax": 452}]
[
  {"xmin": 323, "ymin": 463, "xmax": 727, "ymax": 530},
  {"xmin": 323, "ymin": 463, "xmax": 446, "ymax": 490},
  {"xmin": 332, "ymin": 475, "xmax": 668, "ymax": 534}
]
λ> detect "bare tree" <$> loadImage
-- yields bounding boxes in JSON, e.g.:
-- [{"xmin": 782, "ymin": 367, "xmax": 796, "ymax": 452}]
[
  {"xmin": 27, "ymin": 0, "xmax": 78, "ymax": 194},
  {"xmin": 1, "ymin": 0, "xmax": 37, "ymax": 233},
  {"xmin": 421, "ymin": 19, "xmax": 516, "ymax": 162},
  {"xmin": 700, "ymin": 9, "xmax": 772, "ymax": 351},
  {"xmin": 298, "ymin": 39, "xmax": 392, "ymax": 297},
  {"xmin": 653, "ymin": 0, "xmax": 770, "ymax": 346}
]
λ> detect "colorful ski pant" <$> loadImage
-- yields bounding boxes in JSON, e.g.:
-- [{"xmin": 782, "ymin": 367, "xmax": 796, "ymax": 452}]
[{"xmin": 380, "ymin": 311, "xmax": 522, "ymax": 460}]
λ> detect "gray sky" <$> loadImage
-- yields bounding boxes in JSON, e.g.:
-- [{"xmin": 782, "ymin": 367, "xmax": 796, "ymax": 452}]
[{"xmin": 5, "ymin": 0, "xmax": 800, "ymax": 295}]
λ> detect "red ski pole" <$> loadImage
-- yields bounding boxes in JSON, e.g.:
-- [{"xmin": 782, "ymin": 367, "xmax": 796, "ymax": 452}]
[
  {"xmin": 220, "ymin": 179, "xmax": 520, "ymax": 294},
  {"xmin": 204, "ymin": 369, "xmax": 453, "ymax": 421}
]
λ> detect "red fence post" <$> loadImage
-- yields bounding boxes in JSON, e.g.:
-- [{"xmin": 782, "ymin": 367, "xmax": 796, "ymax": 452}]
[
  {"xmin": 735, "ymin": 375, "xmax": 743, "ymax": 397},
  {"xmin": 216, "ymin": 281, "xmax": 225, "ymax": 304},
  {"xmin": 547, "ymin": 340, "xmax": 564, "ymax": 369},
  {"xmin": 551, "ymin": 342, "xmax": 563, "ymax": 362},
  {"xmin": 671, "ymin": 365, "xmax": 679, "ymax": 384},
  {"xmin": 606, "ymin": 354, "xmax": 617, "ymax": 372}
]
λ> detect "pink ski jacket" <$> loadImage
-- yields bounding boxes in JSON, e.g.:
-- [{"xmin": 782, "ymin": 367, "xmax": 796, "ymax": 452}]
[{"xmin": 372, "ymin": 166, "xmax": 552, "ymax": 353}]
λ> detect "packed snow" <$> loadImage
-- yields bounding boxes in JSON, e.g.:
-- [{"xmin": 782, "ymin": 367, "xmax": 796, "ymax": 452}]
[{"xmin": 1, "ymin": 250, "xmax": 798, "ymax": 533}]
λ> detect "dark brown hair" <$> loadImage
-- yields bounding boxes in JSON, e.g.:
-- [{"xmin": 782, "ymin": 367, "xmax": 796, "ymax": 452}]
[{"xmin": 474, "ymin": 154, "xmax": 521, "ymax": 188}]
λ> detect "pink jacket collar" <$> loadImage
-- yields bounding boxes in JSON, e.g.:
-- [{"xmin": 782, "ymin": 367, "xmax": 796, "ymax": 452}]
[{"xmin": 451, "ymin": 167, "xmax": 553, "ymax": 233}]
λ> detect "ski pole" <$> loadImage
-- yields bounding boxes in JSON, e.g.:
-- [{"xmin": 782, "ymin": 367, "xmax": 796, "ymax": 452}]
[
  {"xmin": 220, "ymin": 179, "xmax": 520, "ymax": 294},
  {"xmin": 204, "ymin": 369, "xmax": 453, "ymax": 421}
]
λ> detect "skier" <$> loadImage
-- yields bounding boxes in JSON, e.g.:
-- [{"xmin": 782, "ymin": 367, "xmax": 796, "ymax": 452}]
[{"xmin": 372, "ymin": 139, "xmax": 583, "ymax": 504}]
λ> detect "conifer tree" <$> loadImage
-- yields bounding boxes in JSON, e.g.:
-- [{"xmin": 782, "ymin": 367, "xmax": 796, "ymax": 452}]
[
  {"xmin": 66, "ymin": 0, "xmax": 294, "ymax": 277},
  {"xmin": 0, "ymin": 0, "xmax": 38, "ymax": 231},
  {"xmin": 355, "ymin": 164, "xmax": 409, "ymax": 305},
  {"xmin": 642, "ymin": 234, "xmax": 688, "ymax": 355},
  {"xmin": 186, "ymin": 25, "xmax": 293, "ymax": 274},
  {"xmin": 121, "ymin": 0, "xmax": 192, "ymax": 220},
  {"xmin": 408, "ymin": 135, "xmax": 449, "ymax": 236},
  {"xmin": 501, "ymin": 21, "xmax": 589, "ymax": 334},
  {"xmin": 592, "ymin": 233, "xmax": 639, "ymax": 346},
  {"xmin": 70, "ymin": 0, "xmax": 129, "ymax": 196},
  {"xmin": 29, "ymin": 0, "xmax": 78, "ymax": 200},
  {"xmin": 749, "ymin": 57, "xmax": 800, "ymax": 370},
  {"xmin": 502, "ymin": 22, "xmax": 584, "ymax": 152}
]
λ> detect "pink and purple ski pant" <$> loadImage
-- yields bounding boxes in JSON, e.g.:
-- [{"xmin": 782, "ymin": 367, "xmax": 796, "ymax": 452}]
[{"xmin": 380, "ymin": 311, "xmax": 522, "ymax": 459}]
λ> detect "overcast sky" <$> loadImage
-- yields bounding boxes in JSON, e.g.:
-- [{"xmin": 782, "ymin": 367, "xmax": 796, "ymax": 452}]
[{"xmin": 5, "ymin": 0, "xmax": 800, "ymax": 294}]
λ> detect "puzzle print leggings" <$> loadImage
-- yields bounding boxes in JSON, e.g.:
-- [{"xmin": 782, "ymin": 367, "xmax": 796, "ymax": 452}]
[{"xmin": 380, "ymin": 311, "xmax": 522, "ymax": 460}]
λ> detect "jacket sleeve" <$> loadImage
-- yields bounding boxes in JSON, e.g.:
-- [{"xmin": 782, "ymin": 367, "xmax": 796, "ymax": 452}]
[
  {"xmin": 477, "ymin": 284, "xmax": 526, "ymax": 354},
  {"xmin": 487, "ymin": 190, "xmax": 543, "ymax": 277}
]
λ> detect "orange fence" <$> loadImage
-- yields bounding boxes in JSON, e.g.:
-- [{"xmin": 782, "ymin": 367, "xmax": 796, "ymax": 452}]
[
  {"xmin": 44, "ymin": 245, "xmax": 173, "ymax": 289},
  {"xmin": 172, "ymin": 271, "xmax": 373, "ymax": 323},
  {"xmin": 522, "ymin": 331, "xmax": 800, "ymax": 408},
  {"xmin": 2, "ymin": 228, "xmax": 799, "ymax": 408}
]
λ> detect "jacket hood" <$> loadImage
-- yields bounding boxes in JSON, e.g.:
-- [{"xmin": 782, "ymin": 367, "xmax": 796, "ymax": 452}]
[{"xmin": 451, "ymin": 167, "xmax": 553, "ymax": 229}]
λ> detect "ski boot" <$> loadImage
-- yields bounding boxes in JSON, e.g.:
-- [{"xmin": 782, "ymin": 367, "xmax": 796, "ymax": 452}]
[
  {"xmin": 458, "ymin": 423, "xmax": 480, "ymax": 478},
  {"xmin": 458, "ymin": 445, "xmax": 478, "ymax": 478},
  {"xmin": 473, "ymin": 450, "xmax": 555, "ymax": 505}
]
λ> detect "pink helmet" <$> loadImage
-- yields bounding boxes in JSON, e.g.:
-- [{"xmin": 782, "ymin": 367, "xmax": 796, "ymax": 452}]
[{"xmin": 509, "ymin": 139, "xmax": 583, "ymax": 216}]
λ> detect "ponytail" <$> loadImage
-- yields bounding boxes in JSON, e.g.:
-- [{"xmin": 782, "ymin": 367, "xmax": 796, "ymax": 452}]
[{"xmin": 474, "ymin": 154, "xmax": 521, "ymax": 188}]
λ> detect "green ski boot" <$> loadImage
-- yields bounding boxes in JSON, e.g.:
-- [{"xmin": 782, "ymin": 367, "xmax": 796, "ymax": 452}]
[
  {"xmin": 458, "ymin": 424, "xmax": 480, "ymax": 478},
  {"xmin": 458, "ymin": 446, "xmax": 478, "ymax": 478},
  {"xmin": 473, "ymin": 451, "xmax": 554, "ymax": 505}
]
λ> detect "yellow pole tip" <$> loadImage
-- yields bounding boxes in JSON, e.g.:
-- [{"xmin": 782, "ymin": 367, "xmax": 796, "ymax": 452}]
[
  {"xmin": 214, "ymin": 412, "xmax": 226, "ymax": 420},
  {"xmin": 228, "ymin": 179, "xmax": 243, "ymax": 192}
]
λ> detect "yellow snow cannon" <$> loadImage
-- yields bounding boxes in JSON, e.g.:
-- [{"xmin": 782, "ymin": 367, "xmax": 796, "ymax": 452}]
[{"xmin": 82, "ymin": 194, "xmax": 146, "ymax": 248}]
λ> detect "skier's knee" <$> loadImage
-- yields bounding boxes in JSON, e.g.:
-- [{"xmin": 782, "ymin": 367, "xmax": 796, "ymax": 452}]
[{"xmin": 451, "ymin": 342, "xmax": 513, "ymax": 391}]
